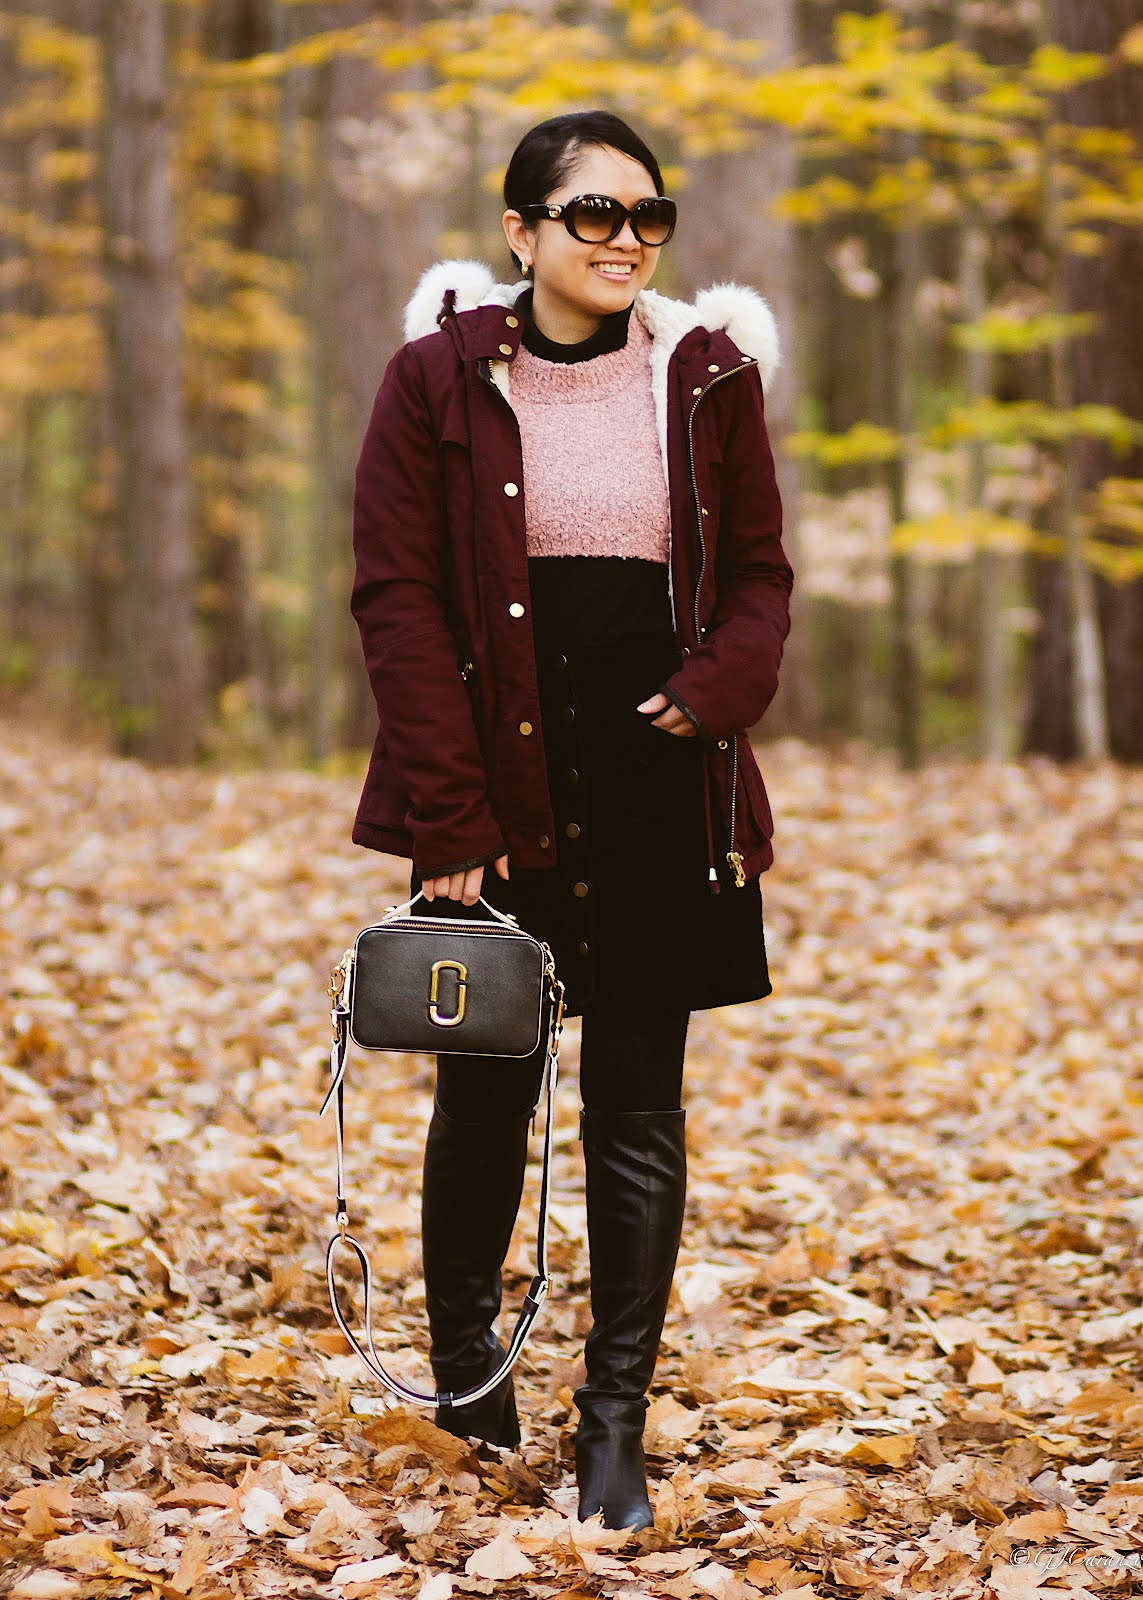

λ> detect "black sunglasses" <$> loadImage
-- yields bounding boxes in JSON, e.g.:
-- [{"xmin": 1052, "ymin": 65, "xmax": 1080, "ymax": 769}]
[{"xmin": 518, "ymin": 193, "xmax": 677, "ymax": 248}]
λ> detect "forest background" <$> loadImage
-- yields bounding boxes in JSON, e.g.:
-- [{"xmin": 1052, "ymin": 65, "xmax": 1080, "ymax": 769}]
[{"xmin": 1, "ymin": 0, "xmax": 1142, "ymax": 774}]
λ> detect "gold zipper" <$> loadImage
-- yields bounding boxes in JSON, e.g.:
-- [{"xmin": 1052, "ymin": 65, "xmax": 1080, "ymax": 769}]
[
  {"xmin": 687, "ymin": 359, "xmax": 756, "ymax": 889},
  {"xmin": 727, "ymin": 737, "xmax": 745, "ymax": 887}
]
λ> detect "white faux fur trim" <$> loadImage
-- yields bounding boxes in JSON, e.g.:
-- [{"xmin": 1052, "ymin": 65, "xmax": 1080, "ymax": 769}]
[
  {"xmin": 403, "ymin": 259, "xmax": 523, "ymax": 344},
  {"xmin": 403, "ymin": 259, "xmax": 780, "ymax": 391}
]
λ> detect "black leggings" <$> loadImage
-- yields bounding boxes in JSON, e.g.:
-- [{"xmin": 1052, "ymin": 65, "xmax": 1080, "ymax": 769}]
[{"xmin": 435, "ymin": 998, "xmax": 690, "ymax": 1121}]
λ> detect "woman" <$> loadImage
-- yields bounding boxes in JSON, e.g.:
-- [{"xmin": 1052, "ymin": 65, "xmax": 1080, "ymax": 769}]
[{"xmin": 350, "ymin": 111, "xmax": 792, "ymax": 1531}]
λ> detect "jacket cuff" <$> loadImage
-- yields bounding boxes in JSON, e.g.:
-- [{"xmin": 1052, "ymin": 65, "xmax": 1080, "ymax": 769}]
[
  {"xmin": 415, "ymin": 847, "xmax": 504, "ymax": 879},
  {"xmin": 658, "ymin": 683, "xmax": 716, "ymax": 747}
]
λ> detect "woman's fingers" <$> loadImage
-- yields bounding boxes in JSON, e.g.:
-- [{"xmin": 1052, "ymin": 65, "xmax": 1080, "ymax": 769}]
[
  {"xmin": 420, "ymin": 858, "xmax": 504, "ymax": 903},
  {"xmin": 637, "ymin": 695, "xmax": 695, "ymax": 736},
  {"xmin": 653, "ymin": 704, "xmax": 696, "ymax": 736}
]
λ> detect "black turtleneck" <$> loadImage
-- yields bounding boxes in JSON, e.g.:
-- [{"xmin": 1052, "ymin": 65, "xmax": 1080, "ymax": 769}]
[{"xmin": 514, "ymin": 285, "xmax": 632, "ymax": 364}]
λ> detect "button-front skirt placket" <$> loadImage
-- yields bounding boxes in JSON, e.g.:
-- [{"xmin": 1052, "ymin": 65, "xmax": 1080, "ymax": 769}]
[{"xmin": 409, "ymin": 557, "xmax": 770, "ymax": 1018}]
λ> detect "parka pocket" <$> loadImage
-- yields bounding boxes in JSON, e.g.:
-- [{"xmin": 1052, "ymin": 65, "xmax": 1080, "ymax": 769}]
[
  {"xmin": 458, "ymin": 657, "xmax": 489, "ymax": 760},
  {"xmin": 736, "ymin": 736, "xmax": 774, "ymax": 840}
]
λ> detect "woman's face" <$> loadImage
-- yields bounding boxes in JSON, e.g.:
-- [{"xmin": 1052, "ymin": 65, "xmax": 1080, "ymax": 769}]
[{"xmin": 503, "ymin": 143, "xmax": 663, "ymax": 317}]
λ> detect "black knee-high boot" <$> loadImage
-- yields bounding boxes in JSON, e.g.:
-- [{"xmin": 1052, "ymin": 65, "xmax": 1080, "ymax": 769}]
[
  {"xmin": 421, "ymin": 1100, "xmax": 531, "ymax": 1447},
  {"xmin": 574, "ymin": 1108, "xmax": 687, "ymax": 1530}
]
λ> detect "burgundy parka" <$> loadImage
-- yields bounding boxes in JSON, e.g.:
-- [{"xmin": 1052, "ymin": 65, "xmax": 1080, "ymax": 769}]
[{"xmin": 350, "ymin": 262, "xmax": 793, "ymax": 894}]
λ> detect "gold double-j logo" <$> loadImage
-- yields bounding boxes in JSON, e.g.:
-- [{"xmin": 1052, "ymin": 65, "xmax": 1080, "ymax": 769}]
[{"xmin": 428, "ymin": 959, "xmax": 468, "ymax": 1027}]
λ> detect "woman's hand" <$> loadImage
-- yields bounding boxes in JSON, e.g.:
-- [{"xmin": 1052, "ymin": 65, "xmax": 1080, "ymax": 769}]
[
  {"xmin": 422, "ymin": 852, "xmax": 510, "ymax": 906},
  {"xmin": 636, "ymin": 692, "xmax": 697, "ymax": 736}
]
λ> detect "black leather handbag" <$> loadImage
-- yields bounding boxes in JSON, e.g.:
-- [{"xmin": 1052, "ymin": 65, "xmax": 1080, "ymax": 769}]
[{"xmin": 320, "ymin": 892, "xmax": 566, "ymax": 1408}]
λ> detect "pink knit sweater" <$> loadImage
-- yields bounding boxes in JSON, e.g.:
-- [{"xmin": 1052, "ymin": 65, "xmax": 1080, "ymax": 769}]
[{"xmin": 511, "ymin": 313, "xmax": 671, "ymax": 562}]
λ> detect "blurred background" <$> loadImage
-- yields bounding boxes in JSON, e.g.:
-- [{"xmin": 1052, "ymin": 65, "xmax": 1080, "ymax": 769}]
[{"xmin": 1, "ymin": 0, "xmax": 1140, "ymax": 773}]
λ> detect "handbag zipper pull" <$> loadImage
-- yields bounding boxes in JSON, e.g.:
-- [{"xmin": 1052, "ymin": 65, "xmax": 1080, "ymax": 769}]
[{"xmin": 726, "ymin": 850, "xmax": 746, "ymax": 888}]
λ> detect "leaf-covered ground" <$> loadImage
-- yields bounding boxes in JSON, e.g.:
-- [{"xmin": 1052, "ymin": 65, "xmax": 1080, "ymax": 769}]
[{"xmin": 1, "ymin": 724, "xmax": 1141, "ymax": 1600}]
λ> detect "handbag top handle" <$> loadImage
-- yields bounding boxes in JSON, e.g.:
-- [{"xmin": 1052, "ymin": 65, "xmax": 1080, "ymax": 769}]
[{"xmin": 383, "ymin": 889, "xmax": 520, "ymax": 929}]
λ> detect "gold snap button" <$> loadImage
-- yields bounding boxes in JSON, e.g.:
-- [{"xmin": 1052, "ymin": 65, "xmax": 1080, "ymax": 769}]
[
  {"xmin": 692, "ymin": 386, "xmax": 702, "ymax": 396},
  {"xmin": 566, "ymin": 767, "xmax": 579, "ymax": 783},
  {"xmin": 708, "ymin": 363, "xmax": 720, "ymax": 372},
  {"xmin": 717, "ymin": 738, "xmax": 728, "ymax": 749},
  {"xmin": 563, "ymin": 706, "xmax": 575, "ymax": 722},
  {"xmin": 519, "ymin": 721, "xmax": 533, "ymax": 735},
  {"xmin": 538, "ymin": 833, "xmax": 550, "ymax": 848},
  {"xmin": 741, "ymin": 354, "xmax": 751, "ymax": 362},
  {"xmin": 503, "ymin": 481, "xmax": 519, "ymax": 497},
  {"xmin": 499, "ymin": 343, "xmax": 513, "ymax": 355},
  {"xmin": 578, "ymin": 940, "xmax": 589, "ymax": 956},
  {"xmin": 558, "ymin": 653, "xmax": 568, "ymax": 668},
  {"xmin": 572, "ymin": 881, "xmax": 589, "ymax": 898},
  {"xmin": 565, "ymin": 822, "xmax": 581, "ymax": 840},
  {"xmin": 509, "ymin": 601, "xmax": 525, "ymax": 617},
  {"xmin": 505, "ymin": 315, "xmax": 519, "ymax": 329}
]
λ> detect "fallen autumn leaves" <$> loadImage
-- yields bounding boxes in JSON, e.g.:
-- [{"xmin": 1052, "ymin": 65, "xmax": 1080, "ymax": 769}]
[{"xmin": 0, "ymin": 723, "xmax": 1141, "ymax": 1600}]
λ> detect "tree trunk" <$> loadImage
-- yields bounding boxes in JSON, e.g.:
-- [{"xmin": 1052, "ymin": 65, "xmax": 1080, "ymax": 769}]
[
  {"xmin": 305, "ymin": 60, "xmax": 339, "ymax": 765},
  {"xmin": 100, "ymin": 0, "xmax": 201, "ymax": 760},
  {"xmin": 886, "ymin": 132, "xmax": 922, "ymax": 770},
  {"xmin": 1025, "ymin": 0, "xmax": 1141, "ymax": 760}
]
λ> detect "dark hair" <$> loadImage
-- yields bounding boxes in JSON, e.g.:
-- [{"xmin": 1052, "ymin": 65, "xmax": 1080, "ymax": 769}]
[{"xmin": 503, "ymin": 111, "xmax": 665, "ymax": 275}]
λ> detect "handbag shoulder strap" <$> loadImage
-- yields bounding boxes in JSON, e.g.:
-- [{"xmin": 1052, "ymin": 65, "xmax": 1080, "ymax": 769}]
[{"xmin": 320, "ymin": 942, "xmax": 566, "ymax": 1410}]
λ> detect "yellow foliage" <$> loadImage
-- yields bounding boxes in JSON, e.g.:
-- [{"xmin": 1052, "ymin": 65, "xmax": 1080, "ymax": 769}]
[
  {"xmin": 892, "ymin": 512, "xmax": 1036, "ymax": 558},
  {"xmin": 932, "ymin": 399, "xmax": 1143, "ymax": 452},
  {"xmin": 952, "ymin": 311, "xmax": 1096, "ymax": 355},
  {"xmin": 1027, "ymin": 44, "xmax": 1108, "ymax": 92},
  {"xmin": 36, "ymin": 148, "xmax": 96, "ymax": 186},
  {"xmin": 787, "ymin": 424, "xmax": 902, "ymax": 469}
]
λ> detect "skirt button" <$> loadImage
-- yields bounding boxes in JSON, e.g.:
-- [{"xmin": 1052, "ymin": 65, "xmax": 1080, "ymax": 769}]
[
  {"xmin": 565, "ymin": 822, "xmax": 581, "ymax": 839},
  {"xmin": 538, "ymin": 833, "xmax": 550, "ymax": 848},
  {"xmin": 566, "ymin": 767, "xmax": 580, "ymax": 783},
  {"xmin": 572, "ymin": 881, "xmax": 589, "ymax": 898},
  {"xmin": 578, "ymin": 940, "xmax": 590, "ymax": 956}
]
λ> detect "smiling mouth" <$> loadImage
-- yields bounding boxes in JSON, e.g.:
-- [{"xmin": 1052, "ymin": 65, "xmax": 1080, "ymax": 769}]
[{"xmin": 591, "ymin": 262, "xmax": 636, "ymax": 279}]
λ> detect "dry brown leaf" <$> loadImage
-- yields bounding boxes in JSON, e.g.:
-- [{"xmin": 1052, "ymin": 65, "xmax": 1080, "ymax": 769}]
[
  {"xmin": 225, "ymin": 1347, "xmax": 297, "ymax": 1384},
  {"xmin": 647, "ymin": 1393, "xmax": 706, "ymax": 1445},
  {"xmin": 761, "ymin": 1485, "xmax": 867, "ymax": 1527},
  {"xmin": 1003, "ymin": 1507, "xmax": 1067, "ymax": 1539},
  {"xmin": 464, "ymin": 1533, "xmax": 535, "ymax": 1580},
  {"xmin": 170, "ymin": 1530, "xmax": 212, "ymax": 1595},
  {"xmin": 967, "ymin": 1348, "xmax": 1007, "ymax": 1392},
  {"xmin": 707, "ymin": 1458, "xmax": 784, "ymax": 1498},
  {"xmin": 845, "ymin": 1433, "xmax": 916, "ymax": 1469},
  {"xmin": 361, "ymin": 1409, "xmax": 479, "ymax": 1475},
  {"xmin": 159, "ymin": 1480, "xmax": 235, "ymax": 1509},
  {"xmin": 8, "ymin": 1575, "xmax": 83, "ymax": 1600},
  {"xmin": 757, "ymin": 1235, "xmax": 811, "ymax": 1286}
]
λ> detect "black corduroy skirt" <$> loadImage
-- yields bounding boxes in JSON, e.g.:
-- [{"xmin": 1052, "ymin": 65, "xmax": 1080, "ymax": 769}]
[{"xmin": 409, "ymin": 557, "xmax": 770, "ymax": 1018}]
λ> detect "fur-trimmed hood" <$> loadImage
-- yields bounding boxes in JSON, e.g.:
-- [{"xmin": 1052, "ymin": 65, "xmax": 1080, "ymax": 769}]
[{"xmin": 403, "ymin": 258, "xmax": 780, "ymax": 392}]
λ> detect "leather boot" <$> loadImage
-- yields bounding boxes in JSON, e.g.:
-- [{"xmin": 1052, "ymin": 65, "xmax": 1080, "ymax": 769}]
[
  {"xmin": 574, "ymin": 1108, "xmax": 687, "ymax": 1530},
  {"xmin": 421, "ymin": 1100, "xmax": 531, "ymax": 1447}
]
